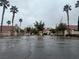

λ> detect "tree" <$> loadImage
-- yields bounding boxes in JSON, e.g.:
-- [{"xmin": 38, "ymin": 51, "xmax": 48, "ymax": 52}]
[
  {"xmin": 19, "ymin": 18, "xmax": 22, "ymax": 27},
  {"xmin": 15, "ymin": 24, "xmax": 20, "ymax": 34},
  {"xmin": 10, "ymin": 6, "xmax": 18, "ymax": 27},
  {"xmin": 7, "ymin": 20, "xmax": 11, "ymax": 26},
  {"xmin": 56, "ymin": 23, "xmax": 67, "ymax": 35},
  {"xmin": 34, "ymin": 21, "xmax": 45, "ymax": 35},
  {"xmin": 75, "ymin": 1, "xmax": 79, "ymax": 31},
  {"xmin": 10, "ymin": 6, "xmax": 18, "ymax": 35},
  {"xmin": 31, "ymin": 28, "xmax": 38, "ymax": 35},
  {"xmin": 26, "ymin": 27, "xmax": 31, "ymax": 33},
  {"xmin": 24, "ymin": 27, "xmax": 32, "ymax": 35},
  {"xmin": 75, "ymin": 1, "xmax": 79, "ymax": 8},
  {"xmin": 63, "ymin": 4, "xmax": 71, "ymax": 34},
  {"xmin": 0, "ymin": 0, "xmax": 10, "ymax": 32},
  {"xmin": 78, "ymin": 16, "xmax": 79, "ymax": 31}
]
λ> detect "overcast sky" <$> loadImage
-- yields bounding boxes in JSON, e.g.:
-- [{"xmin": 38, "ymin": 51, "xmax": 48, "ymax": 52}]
[{"xmin": 0, "ymin": 0, "xmax": 79, "ymax": 28}]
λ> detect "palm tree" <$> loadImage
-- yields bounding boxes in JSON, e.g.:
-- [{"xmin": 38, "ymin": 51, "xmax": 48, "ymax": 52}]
[
  {"xmin": 34, "ymin": 21, "xmax": 45, "ymax": 35},
  {"xmin": 7, "ymin": 20, "xmax": 11, "ymax": 26},
  {"xmin": 10, "ymin": 6, "xmax": 18, "ymax": 27},
  {"xmin": 0, "ymin": 0, "xmax": 10, "ymax": 32},
  {"xmin": 75, "ymin": 1, "xmax": 79, "ymax": 8},
  {"xmin": 75, "ymin": 1, "xmax": 79, "ymax": 31},
  {"xmin": 10, "ymin": 6, "xmax": 18, "ymax": 35},
  {"xmin": 78, "ymin": 16, "xmax": 79, "ymax": 31},
  {"xmin": 19, "ymin": 18, "xmax": 22, "ymax": 27},
  {"xmin": 19, "ymin": 18, "xmax": 22, "ymax": 35},
  {"xmin": 63, "ymin": 4, "xmax": 71, "ymax": 35}
]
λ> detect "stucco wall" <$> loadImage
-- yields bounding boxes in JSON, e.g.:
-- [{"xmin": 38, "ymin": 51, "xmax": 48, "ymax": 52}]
[{"xmin": 65, "ymin": 30, "xmax": 79, "ymax": 35}]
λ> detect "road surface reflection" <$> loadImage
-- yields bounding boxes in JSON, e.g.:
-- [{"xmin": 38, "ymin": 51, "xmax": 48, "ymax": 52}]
[{"xmin": 0, "ymin": 36, "xmax": 79, "ymax": 59}]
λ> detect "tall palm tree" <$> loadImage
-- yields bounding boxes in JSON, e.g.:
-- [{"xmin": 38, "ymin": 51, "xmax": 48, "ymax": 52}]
[
  {"xmin": 75, "ymin": 1, "xmax": 79, "ymax": 8},
  {"xmin": 75, "ymin": 1, "xmax": 79, "ymax": 31},
  {"xmin": 78, "ymin": 16, "xmax": 79, "ymax": 31},
  {"xmin": 10, "ymin": 6, "xmax": 18, "ymax": 35},
  {"xmin": 7, "ymin": 20, "xmax": 11, "ymax": 26},
  {"xmin": 0, "ymin": 0, "xmax": 10, "ymax": 32},
  {"xmin": 10, "ymin": 6, "xmax": 18, "ymax": 36},
  {"xmin": 10, "ymin": 6, "xmax": 18, "ymax": 27},
  {"xmin": 63, "ymin": 4, "xmax": 71, "ymax": 34},
  {"xmin": 19, "ymin": 18, "xmax": 22, "ymax": 35},
  {"xmin": 19, "ymin": 18, "xmax": 22, "ymax": 27}
]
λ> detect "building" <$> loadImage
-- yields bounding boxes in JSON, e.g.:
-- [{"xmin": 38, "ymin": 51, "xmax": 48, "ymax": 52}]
[
  {"xmin": 65, "ymin": 25, "xmax": 79, "ymax": 35},
  {"xmin": 43, "ymin": 28, "xmax": 50, "ymax": 35},
  {"xmin": 0, "ymin": 26, "xmax": 17, "ymax": 36},
  {"xmin": 68, "ymin": 25, "xmax": 78, "ymax": 31}
]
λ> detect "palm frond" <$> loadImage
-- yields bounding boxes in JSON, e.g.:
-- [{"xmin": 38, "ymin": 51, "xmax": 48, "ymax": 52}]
[
  {"xmin": 63, "ymin": 4, "xmax": 71, "ymax": 12},
  {"xmin": 0, "ymin": 0, "xmax": 10, "ymax": 8},
  {"xmin": 10, "ymin": 6, "xmax": 18, "ymax": 13},
  {"xmin": 75, "ymin": 1, "xmax": 79, "ymax": 8}
]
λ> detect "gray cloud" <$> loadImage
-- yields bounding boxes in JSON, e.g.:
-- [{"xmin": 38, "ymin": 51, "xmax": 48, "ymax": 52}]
[{"xmin": 0, "ymin": 0, "xmax": 79, "ymax": 28}]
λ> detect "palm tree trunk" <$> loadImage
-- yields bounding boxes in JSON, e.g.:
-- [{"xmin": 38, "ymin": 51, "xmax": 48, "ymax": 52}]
[
  {"xmin": 66, "ymin": 11, "xmax": 70, "ymax": 35},
  {"xmin": 19, "ymin": 22, "xmax": 21, "ymax": 35},
  {"xmin": 12, "ymin": 13, "xmax": 15, "ymax": 27},
  {"xmin": 0, "ymin": 6, "xmax": 5, "ymax": 33},
  {"xmin": 78, "ymin": 16, "xmax": 79, "ymax": 31},
  {"xmin": 20, "ymin": 22, "xmax": 21, "ymax": 27},
  {"xmin": 11, "ymin": 12, "xmax": 15, "ymax": 36}
]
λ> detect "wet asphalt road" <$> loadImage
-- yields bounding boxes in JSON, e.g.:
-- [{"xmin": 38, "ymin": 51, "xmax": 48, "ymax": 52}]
[{"xmin": 0, "ymin": 36, "xmax": 79, "ymax": 59}]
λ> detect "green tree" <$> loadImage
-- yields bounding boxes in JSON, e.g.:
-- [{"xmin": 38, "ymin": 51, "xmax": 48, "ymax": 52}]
[
  {"xmin": 63, "ymin": 4, "xmax": 71, "ymax": 34},
  {"xmin": 19, "ymin": 18, "xmax": 23, "ymax": 27},
  {"xmin": 75, "ymin": 1, "xmax": 79, "ymax": 8},
  {"xmin": 75, "ymin": 1, "xmax": 79, "ymax": 31},
  {"xmin": 34, "ymin": 21, "xmax": 45, "ymax": 35},
  {"xmin": 78, "ymin": 16, "xmax": 79, "ymax": 31},
  {"xmin": 10, "ymin": 6, "xmax": 18, "ymax": 27},
  {"xmin": 10, "ymin": 6, "xmax": 18, "ymax": 35},
  {"xmin": 31, "ymin": 28, "xmax": 38, "ymax": 35},
  {"xmin": 19, "ymin": 18, "xmax": 23, "ymax": 35},
  {"xmin": 20, "ymin": 29, "xmax": 24, "ymax": 34},
  {"xmin": 56, "ymin": 23, "xmax": 67, "ymax": 35},
  {"xmin": 0, "ymin": 0, "xmax": 10, "ymax": 32},
  {"xmin": 7, "ymin": 20, "xmax": 11, "ymax": 26},
  {"xmin": 26, "ymin": 27, "xmax": 31, "ymax": 33}
]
